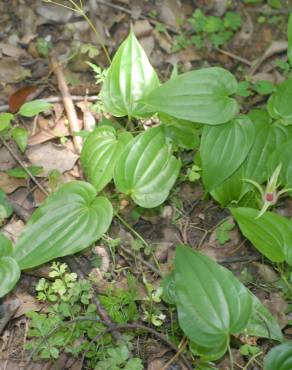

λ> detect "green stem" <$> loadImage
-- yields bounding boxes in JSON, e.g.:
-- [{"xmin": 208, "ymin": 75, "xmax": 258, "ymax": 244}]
[
  {"xmin": 42, "ymin": 0, "xmax": 111, "ymax": 65},
  {"xmin": 227, "ymin": 343, "xmax": 234, "ymax": 370},
  {"xmin": 114, "ymin": 211, "xmax": 149, "ymax": 249}
]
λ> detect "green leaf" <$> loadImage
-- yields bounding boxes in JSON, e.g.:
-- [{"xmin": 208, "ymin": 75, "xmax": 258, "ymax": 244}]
[
  {"xmin": 0, "ymin": 257, "xmax": 21, "ymax": 298},
  {"xmin": 100, "ymin": 30, "xmax": 159, "ymax": 118},
  {"xmin": 0, "ymin": 233, "xmax": 13, "ymax": 257},
  {"xmin": 143, "ymin": 67, "xmax": 238, "ymax": 125},
  {"xmin": 18, "ymin": 100, "xmax": 53, "ymax": 117},
  {"xmin": 246, "ymin": 294, "xmax": 283, "ymax": 341},
  {"xmin": 0, "ymin": 189, "xmax": 13, "ymax": 219},
  {"xmin": 161, "ymin": 116, "xmax": 200, "ymax": 150},
  {"xmin": 216, "ymin": 221, "xmax": 234, "ymax": 245},
  {"xmin": 80, "ymin": 126, "xmax": 133, "ymax": 192},
  {"xmin": 0, "ymin": 113, "xmax": 13, "ymax": 132},
  {"xmin": 243, "ymin": 109, "xmax": 292, "ymax": 186},
  {"xmin": 231, "ymin": 207, "xmax": 292, "ymax": 264},
  {"xmin": 174, "ymin": 245, "xmax": 253, "ymax": 359},
  {"xmin": 268, "ymin": 78, "xmax": 292, "ymax": 125},
  {"xmin": 288, "ymin": 13, "xmax": 292, "ymax": 66},
  {"xmin": 114, "ymin": 127, "xmax": 181, "ymax": 208},
  {"xmin": 201, "ymin": 116, "xmax": 255, "ymax": 191},
  {"xmin": 210, "ymin": 165, "xmax": 246, "ymax": 206},
  {"xmin": 7, "ymin": 166, "xmax": 43, "ymax": 179},
  {"xmin": 268, "ymin": 139, "xmax": 292, "ymax": 187},
  {"xmin": 13, "ymin": 181, "xmax": 113, "ymax": 269},
  {"xmin": 161, "ymin": 272, "xmax": 176, "ymax": 305},
  {"xmin": 253, "ymin": 80, "xmax": 275, "ymax": 95},
  {"xmin": 264, "ymin": 342, "xmax": 292, "ymax": 370},
  {"xmin": 11, "ymin": 127, "xmax": 28, "ymax": 153}
]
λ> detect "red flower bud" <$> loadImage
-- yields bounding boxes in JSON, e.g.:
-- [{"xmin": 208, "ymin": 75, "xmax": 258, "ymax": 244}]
[{"xmin": 265, "ymin": 193, "xmax": 274, "ymax": 202}]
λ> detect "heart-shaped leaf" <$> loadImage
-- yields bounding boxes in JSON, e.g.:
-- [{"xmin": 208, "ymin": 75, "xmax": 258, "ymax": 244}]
[
  {"xmin": 100, "ymin": 30, "xmax": 159, "ymax": 118},
  {"xmin": 231, "ymin": 207, "xmax": 292, "ymax": 264},
  {"xmin": 0, "ymin": 233, "xmax": 13, "ymax": 257},
  {"xmin": 13, "ymin": 181, "xmax": 113, "ymax": 269},
  {"xmin": 114, "ymin": 127, "xmax": 181, "ymax": 208},
  {"xmin": 268, "ymin": 139, "xmax": 292, "ymax": 187},
  {"xmin": 0, "ymin": 257, "xmax": 20, "ymax": 298},
  {"xmin": 246, "ymin": 295, "xmax": 283, "ymax": 342},
  {"xmin": 268, "ymin": 78, "xmax": 292, "ymax": 125},
  {"xmin": 201, "ymin": 116, "xmax": 255, "ymax": 191},
  {"xmin": 163, "ymin": 249, "xmax": 282, "ymax": 360},
  {"xmin": 210, "ymin": 165, "xmax": 246, "ymax": 207},
  {"xmin": 264, "ymin": 342, "xmax": 292, "ymax": 370},
  {"xmin": 143, "ymin": 67, "xmax": 238, "ymax": 125},
  {"xmin": 174, "ymin": 245, "xmax": 253, "ymax": 359},
  {"xmin": 80, "ymin": 126, "xmax": 133, "ymax": 192}
]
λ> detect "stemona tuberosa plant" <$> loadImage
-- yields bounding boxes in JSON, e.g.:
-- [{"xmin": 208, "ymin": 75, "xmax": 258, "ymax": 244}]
[{"xmin": 2, "ymin": 18, "xmax": 292, "ymax": 364}]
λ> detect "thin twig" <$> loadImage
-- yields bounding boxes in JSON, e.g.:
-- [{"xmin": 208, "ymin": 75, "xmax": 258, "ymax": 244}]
[
  {"xmin": 0, "ymin": 137, "xmax": 48, "ymax": 196},
  {"xmin": 120, "ymin": 244, "xmax": 162, "ymax": 277},
  {"xmin": 161, "ymin": 336, "xmax": 188, "ymax": 370},
  {"xmin": 216, "ymin": 48, "xmax": 252, "ymax": 66},
  {"xmin": 217, "ymin": 255, "xmax": 261, "ymax": 264},
  {"xmin": 49, "ymin": 53, "xmax": 83, "ymax": 153}
]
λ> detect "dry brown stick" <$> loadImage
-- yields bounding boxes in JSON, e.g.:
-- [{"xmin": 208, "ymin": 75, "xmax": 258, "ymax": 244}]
[
  {"xmin": 49, "ymin": 54, "xmax": 83, "ymax": 153},
  {"xmin": 216, "ymin": 48, "xmax": 252, "ymax": 66},
  {"xmin": 161, "ymin": 336, "xmax": 188, "ymax": 370},
  {"xmin": 0, "ymin": 137, "xmax": 48, "ymax": 196}
]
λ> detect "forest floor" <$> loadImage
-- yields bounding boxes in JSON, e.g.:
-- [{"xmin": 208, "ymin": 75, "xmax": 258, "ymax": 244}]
[{"xmin": 1, "ymin": 1, "xmax": 292, "ymax": 369}]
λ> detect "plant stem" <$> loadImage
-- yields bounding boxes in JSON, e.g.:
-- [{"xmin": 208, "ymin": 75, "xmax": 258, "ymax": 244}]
[
  {"xmin": 43, "ymin": 0, "xmax": 111, "ymax": 64},
  {"xmin": 114, "ymin": 211, "xmax": 149, "ymax": 250},
  {"xmin": 227, "ymin": 343, "xmax": 234, "ymax": 370},
  {"xmin": 114, "ymin": 211, "xmax": 162, "ymax": 274}
]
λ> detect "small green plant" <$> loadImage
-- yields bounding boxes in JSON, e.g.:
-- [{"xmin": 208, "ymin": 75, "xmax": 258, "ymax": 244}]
[
  {"xmin": 0, "ymin": 100, "xmax": 52, "ymax": 153},
  {"xmin": 172, "ymin": 9, "xmax": 242, "ymax": 52},
  {"xmin": 25, "ymin": 263, "xmax": 142, "ymax": 367},
  {"xmin": 215, "ymin": 220, "xmax": 235, "ymax": 245}
]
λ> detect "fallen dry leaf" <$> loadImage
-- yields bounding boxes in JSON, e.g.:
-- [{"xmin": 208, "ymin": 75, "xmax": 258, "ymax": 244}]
[
  {"xmin": 26, "ymin": 142, "xmax": 79, "ymax": 176},
  {"xmin": 8, "ymin": 86, "xmax": 38, "ymax": 113},
  {"xmin": 263, "ymin": 292, "xmax": 288, "ymax": 329},
  {"xmin": 2, "ymin": 220, "xmax": 25, "ymax": 243},
  {"xmin": 13, "ymin": 292, "xmax": 42, "ymax": 318},
  {"xmin": 36, "ymin": 3, "xmax": 73, "ymax": 23},
  {"xmin": 134, "ymin": 20, "xmax": 153, "ymax": 38},
  {"xmin": 0, "ymin": 172, "xmax": 26, "ymax": 194},
  {"xmin": 76, "ymin": 101, "xmax": 95, "ymax": 131},
  {"xmin": 28, "ymin": 118, "xmax": 70, "ymax": 146},
  {"xmin": 0, "ymin": 43, "xmax": 30, "ymax": 59},
  {"xmin": 0, "ymin": 146, "xmax": 17, "ymax": 172},
  {"xmin": 0, "ymin": 58, "xmax": 31, "ymax": 83}
]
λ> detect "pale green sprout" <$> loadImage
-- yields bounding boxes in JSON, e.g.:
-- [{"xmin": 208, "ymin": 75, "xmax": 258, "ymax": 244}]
[{"xmin": 243, "ymin": 164, "xmax": 292, "ymax": 218}]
